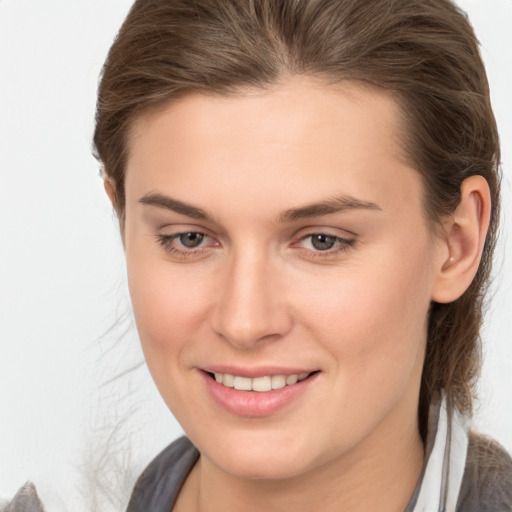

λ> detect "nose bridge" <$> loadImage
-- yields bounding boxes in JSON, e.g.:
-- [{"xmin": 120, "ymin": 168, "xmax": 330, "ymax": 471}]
[{"xmin": 212, "ymin": 243, "xmax": 290, "ymax": 347}]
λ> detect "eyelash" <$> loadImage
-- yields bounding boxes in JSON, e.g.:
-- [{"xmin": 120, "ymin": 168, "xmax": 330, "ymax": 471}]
[{"xmin": 155, "ymin": 232, "xmax": 356, "ymax": 259}]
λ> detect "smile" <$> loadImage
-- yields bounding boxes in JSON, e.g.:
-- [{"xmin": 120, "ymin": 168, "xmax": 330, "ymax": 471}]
[
  {"xmin": 212, "ymin": 372, "xmax": 312, "ymax": 392},
  {"xmin": 202, "ymin": 369, "xmax": 320, "ymax": 416}
]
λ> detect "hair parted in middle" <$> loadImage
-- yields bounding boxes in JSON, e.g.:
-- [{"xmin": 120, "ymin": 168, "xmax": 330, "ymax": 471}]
[{"xmin": 94, "ymin": 0, "xmax": 501, "ymax": 437}]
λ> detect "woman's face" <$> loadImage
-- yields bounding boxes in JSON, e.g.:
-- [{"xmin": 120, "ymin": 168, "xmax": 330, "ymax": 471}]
[{"xmin": 123, "ymin": 78, "xmax": 444, "ymax": 480}]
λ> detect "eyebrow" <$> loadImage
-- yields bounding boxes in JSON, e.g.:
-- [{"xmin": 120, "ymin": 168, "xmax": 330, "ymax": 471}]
[
  {"xmin": 139, "ymin": 192, "xmax": 381, "ymax": 223},
  {"xmin": 139, "ymin": 193, "xmax": 210, "ymax": 220},
  {"xmin": 279, "ymin": 196, "xmax": 381, "ymax": 222}
]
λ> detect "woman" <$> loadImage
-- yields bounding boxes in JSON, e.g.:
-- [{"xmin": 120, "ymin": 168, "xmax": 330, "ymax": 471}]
[
  {"xmin": 4, "ymin": 0, "xmax": 511, "ymax": 510},
  {"xmin": 98, "ymin": 0, "xmax": 511, "ymax": 511}
]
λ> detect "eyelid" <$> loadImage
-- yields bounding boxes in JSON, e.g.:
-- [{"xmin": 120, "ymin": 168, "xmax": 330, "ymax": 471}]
[
  {"xmin": 293, "ymin": 223, "xmax": 358, "ymax": 237},
  {"xmin": 292, "ymin": 225, "xmax": 357, "ymax": 242}
]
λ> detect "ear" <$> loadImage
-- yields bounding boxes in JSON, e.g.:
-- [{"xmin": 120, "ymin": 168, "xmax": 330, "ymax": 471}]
[
  {"xmin": 103, "ymin": 175, "xmax": 118, "ymax": 209},
  {"xmin": 431, "ymin": 175, "xmax": 492, "ymax": 303}
]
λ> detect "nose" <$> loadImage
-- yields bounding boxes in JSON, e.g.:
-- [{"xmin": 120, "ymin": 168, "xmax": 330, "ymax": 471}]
[{"xmin": 210, "ymin": 248, "xmax": 293, "ymax": 349}]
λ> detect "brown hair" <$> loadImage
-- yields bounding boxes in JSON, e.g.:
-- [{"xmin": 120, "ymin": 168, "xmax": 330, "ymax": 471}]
[{"xmin": 93, "ymin": 0, "xmax": 501, "ymax": 431}]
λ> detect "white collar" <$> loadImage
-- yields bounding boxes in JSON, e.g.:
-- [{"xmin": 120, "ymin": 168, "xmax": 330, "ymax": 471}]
[{"xmin": 413, "ymin": 396, "xmax": 470, "ymax": 512}]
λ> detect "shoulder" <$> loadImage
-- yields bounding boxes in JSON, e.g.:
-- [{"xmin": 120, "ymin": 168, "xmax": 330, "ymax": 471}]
[
  {"xmin": 0, "ymin": 482, "xmax": 45, "ymax": 512},
  {"xmin": 126, "ymin": 436, "xmax": 199, "ymax": 512},
  {"xmin": 457, "ymin": 432, "xmax": 512, "ymax": 512}
]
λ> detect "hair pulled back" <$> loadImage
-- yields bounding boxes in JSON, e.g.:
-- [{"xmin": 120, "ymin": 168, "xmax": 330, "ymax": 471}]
[{"xmin": 93, "ymin": 0, "xmax": 501, "ymax": 431}]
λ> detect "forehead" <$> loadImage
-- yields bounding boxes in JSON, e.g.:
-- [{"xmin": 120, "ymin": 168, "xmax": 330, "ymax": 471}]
[
  {"xmin": 125, "ymin": 78, "xmax": 421, "ymax": 219},
  {"xmin": 128, "ymin": 78, "xmax": 406, "ymax": 159}
]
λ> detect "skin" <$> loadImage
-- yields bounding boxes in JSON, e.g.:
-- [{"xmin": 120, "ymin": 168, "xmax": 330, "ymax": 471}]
[{"xmin": 114, "ymin": 77, "xmax": 490, "ymax": 512}]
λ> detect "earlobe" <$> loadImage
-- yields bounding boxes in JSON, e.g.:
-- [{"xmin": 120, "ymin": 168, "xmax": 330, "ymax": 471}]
[{"xmin": 431, "ymin": 175, "xmax": 492, "ymax": 304}]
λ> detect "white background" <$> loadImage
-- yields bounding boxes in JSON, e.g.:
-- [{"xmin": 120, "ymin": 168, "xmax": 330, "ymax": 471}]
[{"xmin": 0, "ymin": 1, "xmax": 511, "ymax": 510}]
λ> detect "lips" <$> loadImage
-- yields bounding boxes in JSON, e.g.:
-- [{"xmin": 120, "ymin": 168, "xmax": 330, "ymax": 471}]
[{"xmin": 201, "ymin": 368, "xmax": 319, "ymax": 417}]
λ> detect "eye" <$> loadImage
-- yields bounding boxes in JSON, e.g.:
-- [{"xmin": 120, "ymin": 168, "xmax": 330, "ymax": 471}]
[
  {"xmin": 309, "ymin": 234, "xmax": 338, "ymax": 251},
  {"xmin": 178, "ymin": 232, "xmax": 205, "ymax": 248},
  {"xmin": 294, "ymin": 232, "xmax": 356, "ymax": 257},
  {"xmin": 156, "ymin": 230, "xmax": 216, "ymax": 257}
]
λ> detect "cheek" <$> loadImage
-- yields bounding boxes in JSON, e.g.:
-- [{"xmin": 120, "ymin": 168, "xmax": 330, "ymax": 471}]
[
  {"xmin": 296, "ymin": 242, "xmax": 433, "ymax": 383},
  {"xmin": 125, "ymin": 253, "xmax": 218, "ymax": 419},
  {"xmin": 289, "ymin": 250, "xmax": 433, "ymax": 444},
  {"xmin": 125, "ymin": 248, "xmax": 210, "ymax": 361}
]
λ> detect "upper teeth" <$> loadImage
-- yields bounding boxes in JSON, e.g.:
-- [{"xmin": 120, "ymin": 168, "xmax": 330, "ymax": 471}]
[{"xmin": 214, "ymin": 372, "xmax": 310, "ymax": 392}]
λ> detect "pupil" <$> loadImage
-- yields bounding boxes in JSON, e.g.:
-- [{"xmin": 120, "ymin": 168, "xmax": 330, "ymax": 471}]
[
  {"xmin": 179, "ymin": 232, "xmax": 204, "ymax": 248},
  {"xmin": 311, "ymin": 234, "xmax": 336, "ymax": 251}
]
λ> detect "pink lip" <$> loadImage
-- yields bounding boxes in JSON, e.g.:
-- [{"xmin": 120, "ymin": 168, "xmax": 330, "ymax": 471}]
[{"xmin": 199, "ymin": 369, "xmax": 319, "ymax": 418}]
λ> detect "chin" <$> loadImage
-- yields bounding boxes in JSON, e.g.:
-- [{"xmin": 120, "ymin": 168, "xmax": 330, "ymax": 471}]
[
  {"xmin": 192, "ymin": 425, "xmax": 330, "ymax": 481},
  {"xmin": 213, "ymin": 451, "xmax": 313, "ymax": 481}
]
